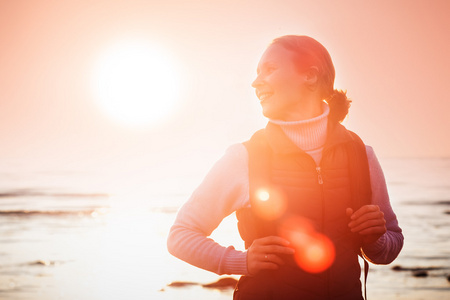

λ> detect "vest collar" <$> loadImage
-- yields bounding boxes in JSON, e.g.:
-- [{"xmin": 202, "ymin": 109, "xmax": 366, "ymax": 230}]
[{"xmin": 264, "ymin": 120, "xmax": 355, "ymax": 155}]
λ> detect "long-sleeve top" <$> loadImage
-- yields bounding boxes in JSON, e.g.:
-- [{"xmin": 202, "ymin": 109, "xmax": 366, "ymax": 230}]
[
  {"xmin": 167, "ymin": 104, "xmax": 403, "ymax": 276},
  {"xmin": 167, "ymin": 144, "xmax": 403, "ymax": 275}
]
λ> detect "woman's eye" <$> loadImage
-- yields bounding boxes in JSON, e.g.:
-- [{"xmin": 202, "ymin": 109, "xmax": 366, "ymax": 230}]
[{"xmin": 256, "ymin": 66, "xmax": 276, "ymax": 76}]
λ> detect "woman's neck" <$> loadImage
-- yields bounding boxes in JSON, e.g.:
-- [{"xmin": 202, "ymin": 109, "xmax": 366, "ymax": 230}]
[{"xmin": 281, "ymin": 98, "xmax": 324, "ymax": 121}]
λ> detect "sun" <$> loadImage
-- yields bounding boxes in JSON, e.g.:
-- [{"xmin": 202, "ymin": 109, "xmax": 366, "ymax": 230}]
[{"xmin": 91, "ymin": 39, "xmax": 182, "ymax": 127}]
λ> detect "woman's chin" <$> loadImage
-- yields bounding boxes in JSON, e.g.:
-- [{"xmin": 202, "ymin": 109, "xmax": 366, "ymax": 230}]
[
  {"xmin": 261, "ymin": 109, "xmax": 274, "ymax": 120},
  {"xmin": 262, "ymin": 108, "xmax": 281, "ymax": 120},
  {"xmin": 261, "ymin": 104, "xmax": 275, "ymax": 119}
]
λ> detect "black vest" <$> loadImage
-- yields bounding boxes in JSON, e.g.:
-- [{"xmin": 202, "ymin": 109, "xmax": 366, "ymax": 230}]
[{"xmin": 235, "ymin": 122, "xmax": 371, "ymax": 300}]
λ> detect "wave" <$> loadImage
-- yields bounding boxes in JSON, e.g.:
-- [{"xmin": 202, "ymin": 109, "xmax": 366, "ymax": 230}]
[
  {"xmin": 0, "ymin": 208, "xmax": 108, "ymax": 217},
  {"xmin": 402, "ymin": 200, "xmax": 450, "ymax": 206},
  {"xmin": 0, "ymin": 188, "xmax": 108, "ymax": 199},
  {"xmin": 150, "ymin": 206, "xmax": 179, "ymax": 214}
]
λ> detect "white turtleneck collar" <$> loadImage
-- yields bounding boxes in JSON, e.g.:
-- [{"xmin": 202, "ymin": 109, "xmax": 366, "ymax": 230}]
[{"xmin": 269, "ymin": 102, "xmax": 330, "ymax": 164}]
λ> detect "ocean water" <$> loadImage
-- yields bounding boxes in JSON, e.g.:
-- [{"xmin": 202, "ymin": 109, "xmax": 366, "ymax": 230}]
[{"xmin": 0, "ymin": 158, "xmax": 449, "ymax": 299}]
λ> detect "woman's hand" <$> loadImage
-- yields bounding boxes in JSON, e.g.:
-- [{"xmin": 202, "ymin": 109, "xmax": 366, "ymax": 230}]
[
  {"xmin": 246, "ymin": 236, "xmax": 295, "ymax": 275},
  {"xmin": 347, "ymin": 205, "xmax": 387, "ymax": 245}
]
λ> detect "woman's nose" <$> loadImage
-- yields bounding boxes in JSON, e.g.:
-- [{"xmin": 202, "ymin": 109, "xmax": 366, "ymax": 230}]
[{"xmin": 252, "ymin": 75, "xmax": 263, "ymax": 88}]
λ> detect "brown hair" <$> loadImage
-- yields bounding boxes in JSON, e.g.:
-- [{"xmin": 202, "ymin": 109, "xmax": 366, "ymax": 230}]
[{"xmin": 271, "ymin": 35, "xmax": 351, "ymax": 123}]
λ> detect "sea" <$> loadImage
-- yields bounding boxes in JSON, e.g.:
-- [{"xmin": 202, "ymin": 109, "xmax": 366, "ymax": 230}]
[{"xmin": 0, "ymin": 157, "xmax": 449, "ymax": 300}]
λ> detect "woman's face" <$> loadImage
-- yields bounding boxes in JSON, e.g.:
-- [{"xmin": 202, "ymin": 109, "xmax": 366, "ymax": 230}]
[{"xmin": 252, "ymin": 44, "xmax": 310, "ymax": 121}]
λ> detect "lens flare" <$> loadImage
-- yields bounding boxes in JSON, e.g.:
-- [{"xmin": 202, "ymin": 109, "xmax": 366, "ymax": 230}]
[
  {"xmin": 252, "ymin": 187, "xmax": 287, "ymax": 220},
  {"xmin": 257, "ymin": 190, "xmax": 270, "ymax": 201},
  {"xmin": 279, "ymin": 216, "xmax": 335, "ymax": 273}
]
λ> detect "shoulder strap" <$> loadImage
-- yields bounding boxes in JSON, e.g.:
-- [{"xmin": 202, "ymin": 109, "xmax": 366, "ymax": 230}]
[
  {"xmin": 346, "ymin": 130, "xmax": 372, "ymax": 209},
  {"xmin": 237, "ymin": 130, "xmax": 276, "ymax": 247},
  {"xmin": 243, "ymin": 129, "xmax": 272, "ymax": 190}
]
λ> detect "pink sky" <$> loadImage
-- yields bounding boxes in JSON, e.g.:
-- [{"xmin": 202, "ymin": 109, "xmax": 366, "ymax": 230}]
[{"xmin": 1, "ymin": 0, "xmax": 449, "ymax": 173}]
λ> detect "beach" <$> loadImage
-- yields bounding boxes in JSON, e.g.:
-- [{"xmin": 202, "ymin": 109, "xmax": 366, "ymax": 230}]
[{"xmin": 0, "ymin": 157, "xmax": 449, "ymax": 299}]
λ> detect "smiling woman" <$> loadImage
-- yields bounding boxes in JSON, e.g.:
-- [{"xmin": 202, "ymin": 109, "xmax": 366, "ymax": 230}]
[{"xmin": 91, "ymin": 39, "xmax": 182, "ymax": 127}]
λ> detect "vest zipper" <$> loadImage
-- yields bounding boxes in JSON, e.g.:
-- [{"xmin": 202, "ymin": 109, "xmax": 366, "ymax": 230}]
[
  {"xmin": 316, "ymin": 165, "xmax": 330, "ymax": 299},
  {"xmin": 316, "ymin": 167, "xmax": 323, "ymax": 185}
]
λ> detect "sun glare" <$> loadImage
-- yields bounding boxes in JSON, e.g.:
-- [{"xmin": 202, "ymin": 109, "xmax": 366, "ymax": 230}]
[{"xmin": 91, "ymin": 39, "xmax": 182, "ymax": 127}]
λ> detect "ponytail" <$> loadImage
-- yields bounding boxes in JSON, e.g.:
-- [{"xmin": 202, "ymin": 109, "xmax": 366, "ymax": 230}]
[{"xmin": 326, "ymin": 89, "xmax": 351, "ymax": 123}]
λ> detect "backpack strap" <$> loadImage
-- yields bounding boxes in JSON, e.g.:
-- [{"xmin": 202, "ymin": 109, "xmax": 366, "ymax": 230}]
[
  {"xmin": 346, "ymin": 130, "xmax": 372, "ymax": 300},
  {"xmin": 363, "ymin": 258, "xmax": 369, "ymax": 300}
]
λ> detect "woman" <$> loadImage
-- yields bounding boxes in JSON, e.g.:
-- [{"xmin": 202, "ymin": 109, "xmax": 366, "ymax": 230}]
[{"xmin": 167, "ymin": 35, "xmax": 403, "ymax": 299}]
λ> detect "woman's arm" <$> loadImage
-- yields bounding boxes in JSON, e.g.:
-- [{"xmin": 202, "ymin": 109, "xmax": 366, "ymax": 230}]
[
  {"xmin": 167, "ymin": 144, "xmax": 250, "ymax": 275},
  {"xmin": 360, "ymin": 146, "xmax": 404, "ymax": 264}
]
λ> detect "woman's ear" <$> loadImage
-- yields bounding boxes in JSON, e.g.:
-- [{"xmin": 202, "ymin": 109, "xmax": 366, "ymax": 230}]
[{"xmin": 305, "ymin": 66, "xmax": 319, "ymax": 90}]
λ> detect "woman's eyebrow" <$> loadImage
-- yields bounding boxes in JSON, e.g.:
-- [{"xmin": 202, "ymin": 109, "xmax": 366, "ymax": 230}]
[{"xmin": 257, "ymin": 61, "xmax": 276, "ymax": 74}]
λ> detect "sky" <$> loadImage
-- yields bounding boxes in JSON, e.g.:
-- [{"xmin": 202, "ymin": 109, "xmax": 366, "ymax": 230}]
[{"xmin": 1, "ymin": 0, "xmax": 449, "ymax": 183}]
